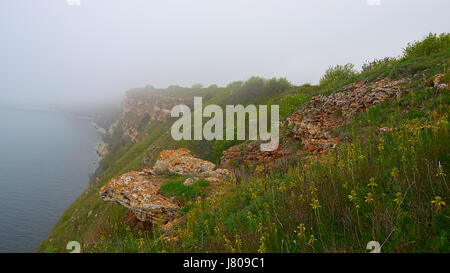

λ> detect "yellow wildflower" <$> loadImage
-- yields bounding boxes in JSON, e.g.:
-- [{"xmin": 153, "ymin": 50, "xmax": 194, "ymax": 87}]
[
  {"xmin": 308, "ymin": 234, "xmax": 317, "ymax": 246},
  {"xmin": 310, "ymin": 199, "xmax": 321, "ymax": 210},
  {"xmin": 394, "ymin": 192, "xmax": 403, "ymax": 206},
  {"xmin": 297, "ymin": 224, "xmax": 306, "ymax": 240},
  {"xmin": 367, "ymin": 178, "xmax": 378, "ymax": 189},
  {"xmin": 365, "ymin": 193, "xmax": 374, "ymax": 204},
  {"xmin": 391, "ymin": 167, "xmax": 399, "ymax": 179},
  {"xmin": 348, "ymin": 190, "xmax": 358, "ymax": 202},
  {"xmin": 431, "ymin": 196, "xmax": 446, "ymax": 210}
]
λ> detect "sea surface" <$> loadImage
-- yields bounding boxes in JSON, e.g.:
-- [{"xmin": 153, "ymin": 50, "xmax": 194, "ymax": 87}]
[{"xmin": 0, "ymin": 108, "xmax": 101, "ymax": 252}]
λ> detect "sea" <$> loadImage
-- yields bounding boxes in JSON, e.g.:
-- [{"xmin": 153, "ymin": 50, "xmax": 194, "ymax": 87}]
[{"xmin": 0, "ymin": 108, "xmax": 101, "ymax": 252}]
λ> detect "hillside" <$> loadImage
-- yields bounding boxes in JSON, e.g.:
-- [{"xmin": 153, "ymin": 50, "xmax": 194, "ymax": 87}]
[{"xmin": 38, "ymin": 33, "xmax": 449, "ymax": 253}]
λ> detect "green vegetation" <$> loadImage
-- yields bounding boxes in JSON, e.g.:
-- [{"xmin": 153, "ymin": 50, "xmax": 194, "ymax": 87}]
[
  {"xmin": 39, "ymin": 33, "xmax": 449, "ymax": 253},
  {"xmin": 403, "ymin": 33, "xmax": 450, "ymax": 59},
  {"xmin": 160, "ymin": 179, "xmax": 210, "ymax": 202},
  {"xmin": 319, "ymin": 63, "xmax": 358, "ymax": 92}
]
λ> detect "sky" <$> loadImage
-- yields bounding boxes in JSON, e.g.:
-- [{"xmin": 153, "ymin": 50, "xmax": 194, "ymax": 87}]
[{"xmin": 0, "ymin": 0, "xmax": 449, "ymax": 106}]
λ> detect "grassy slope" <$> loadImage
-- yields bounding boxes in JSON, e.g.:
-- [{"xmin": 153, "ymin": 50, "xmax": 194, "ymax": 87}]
[{"xmin": 39, "ymin": 34, "xmax": 449, "ymax": 253}]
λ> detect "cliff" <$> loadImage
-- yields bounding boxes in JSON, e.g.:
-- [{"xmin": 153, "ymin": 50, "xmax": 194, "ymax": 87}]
[{"xmin": 120, "ymin": 88, "xmax": 191, "ymax": 142}]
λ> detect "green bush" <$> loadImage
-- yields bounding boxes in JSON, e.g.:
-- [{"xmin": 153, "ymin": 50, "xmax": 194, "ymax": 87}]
[
  {"xmin": 403, "ymin": 33, "xmax": 450, "ymax": 59},
  {"xmin": 319, "ymin": 63, "xmax": 358, "ymax": 92},
  {"xmin": 278, "ymin": 92, "xmax": 311, "ymax": 119},
  {"xmin": 362, "ymin": 57, "xmax": 398, "ymax": 73}
]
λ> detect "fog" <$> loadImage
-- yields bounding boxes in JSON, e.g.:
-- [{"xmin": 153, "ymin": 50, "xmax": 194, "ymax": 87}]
[{"xmin": 0, "ymin": 0, "xmax": 449, "ymax": 107}]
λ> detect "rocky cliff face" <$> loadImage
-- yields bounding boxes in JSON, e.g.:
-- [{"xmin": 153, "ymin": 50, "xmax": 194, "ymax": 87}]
[
  {"xmin": 221, "ymin": 77, "xmax": 410, "ymax": 171},
  {"xmin": 120, "ymin": 89, "xmax": 190, "ymax": 141}
]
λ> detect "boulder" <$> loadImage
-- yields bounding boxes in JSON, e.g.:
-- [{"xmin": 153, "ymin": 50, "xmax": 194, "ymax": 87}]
[
  {"xmin": 199, "ymin": 168, "xmax": 233, "ymax": 183},
  {"xmin": 100, "ymin": 171, "xmax": 179, "ymax": 224},
  {"xmin": 152, "ymin": 148, "xmax": 215, "ymax": 175}
]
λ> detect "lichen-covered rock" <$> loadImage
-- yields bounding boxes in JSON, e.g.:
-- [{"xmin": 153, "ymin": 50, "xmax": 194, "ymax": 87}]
[
  {"xmin": 221, "ymin": 78, "xmax": 410, "ymax": 169},
  {"xmin": 183, "ymin": 177, "xmax": 196, "ymax": 186},
  {"xmin": 199, "ymin": 168, "xmax": 233, "ymax": 183},
  {"xmin": 286, "ymin": 78, "xmax": 408, "ymax": 154},
  {"xmin": 152, "ymin": 148, "xmax": 215, "ymax": 175},
  {"xmin": 100, "ymin": 171, "xmax": 179, "ymax": 224},
  {"xmin": 432, "ymin": 74, "xmax": 449, "ymax": 92}
]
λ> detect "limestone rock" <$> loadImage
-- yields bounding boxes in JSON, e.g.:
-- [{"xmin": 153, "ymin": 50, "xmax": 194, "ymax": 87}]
[
  {"xmin": 152, "ymin": 148, "xmax": 215, "ymax": 176},
  {"xmin": 96, "ymin": 140, "xmax": 108, "ymax": 157},
  {"xmin": 100, "ymin": 171, "xmax": 179, "ymax": 224},
  {"xmin": 432, "ymin": 74, "xmax": 448, "ymax": 92},
  {"xmin": 286, "ymin": 78, "xmax": 409, "ymax": 155},
  {"xmin": 183, "ymin": 177, "xmax": 196, "ymax": 186},
  {"xmin": 221, "ymin": 77, "xmax": 410, "ymax": 169},
  {"xmin": 199, "ymin": 168, "xmax": 233, "ymax": 183}
]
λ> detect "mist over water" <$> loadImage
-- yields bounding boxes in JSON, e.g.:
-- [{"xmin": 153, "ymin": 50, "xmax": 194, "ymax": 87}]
[{"xmin": 0, "ymin": 109, "xmax": 100, "ymax": 252}]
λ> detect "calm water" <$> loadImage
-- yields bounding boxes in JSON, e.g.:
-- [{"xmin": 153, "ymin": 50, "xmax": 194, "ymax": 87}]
[{"xmin": 0, "ymin": 109, "xmax": 100, "ymax": 252}]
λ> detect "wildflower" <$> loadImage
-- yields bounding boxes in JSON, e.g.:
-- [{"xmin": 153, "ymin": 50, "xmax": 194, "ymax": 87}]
[
  {"xmin": 431, "ymin": 196, "xmax": 446, "ymax": 211},
  {"xmin": 257, "ymin": 235, "xmax": 266, "ymax": 253},
  {"xmin": 394, "ymin": 192, "xmax": 403, "ymax": 206},
  {"xmin": 377, "ymin": 137, "xmax": 385, "ymax": 152},
  {"xmin": 309, "ymin": 182, "xmax": 318, "ymax": 195},
  {"xmin": 367, "ymin": 178, "xmax": 378, "ymax": 189},
  {"xmin": 342, "ymin": 182, "xmax": 349, "ymax": 189},
  {"xmin": 138, "ymin": 237, "xmax": 144, "ymax": 249},
  {"xmin": 235, "ymin": 234, "xmax": 243, "ymax": 252},
  {"xmin": 391, "ymin": 167, "xmax": 399, "ymax": 179},
  {"xmin": 310, "ymin": 199, "xmax": 321, "ymax": 210},
  {"xmin": 348, "ymin": 190, "xmax": 358, "ymax": 202},
  {"xmin": 365, "ymin": 193, "xmax": 374, "ymax": 204},
  {"xmin": 436, "ymin": 162, "xmax": 446, "ymax": 178},
  {"xmin": 297, "ymin": 224, "xmax": 306, "ymax": 239},
  {"xmin": 308, "ymin": 234, "xmax": 317, "ymax": 246},
  {"xmin": 223, "ymin": 235, "xmax": 235, "ymax": 253}
]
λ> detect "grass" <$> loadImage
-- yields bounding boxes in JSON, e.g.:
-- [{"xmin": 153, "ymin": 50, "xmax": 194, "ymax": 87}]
[{"xmin": 160, "ymin": 179, "xmax": 210, "ymax": 203}]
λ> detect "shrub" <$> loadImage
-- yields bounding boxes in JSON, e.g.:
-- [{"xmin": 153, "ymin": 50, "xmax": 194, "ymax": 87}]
[
  {"xmin": 278, "ymin": 92, "xmax": 310, "ymax": 119},
  {"xmin": 403, "ymin": 33, "xmax": 450, "ymax": 59},
  {"xmin": 319, "ymin": 63, "xmax": 358, "ymax": 91},
  {"xmin": 362, "ymin": 57, "xmax": 398, "ymax": 73}
]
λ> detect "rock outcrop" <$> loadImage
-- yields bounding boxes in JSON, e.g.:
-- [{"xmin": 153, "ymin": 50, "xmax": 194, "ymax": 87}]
[
  {"xmin": 152, "ymin": 148, "xmax": 216, "ymax": 175},
  {"xmin": 120, "ymin": 89, "xmax": 191, "ymax": 142},
  {"xmin": 432, "ymin": 74, "xmax": 449, "ymax": 92},
  {"xmin": 96, "ymin": 140, "xmax": 109, "ymax": 157},
  {"xmin": 100, "ymin": 148, "xmax": 232, "ymax": 228},
  {"xmin": 100, "ymin": 171, "xmax": 179, "ymax": 224},
  {"xmin": 199, "ymin": 168, "xmax": 233, "ymax": 183},
  {"xmin": 221, "ymin": 77, "xmax": 410, "ymax": 169},
  {"xmin": 286, "ymin": 78, "xmax": 408, "ymax": 154}
]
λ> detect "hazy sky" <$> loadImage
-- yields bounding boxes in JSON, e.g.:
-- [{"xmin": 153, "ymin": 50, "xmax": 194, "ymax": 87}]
[{"xmin": 0, "ymin": 0, "xmax": 449, "ymax": 106}]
